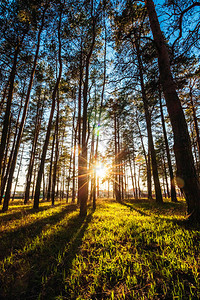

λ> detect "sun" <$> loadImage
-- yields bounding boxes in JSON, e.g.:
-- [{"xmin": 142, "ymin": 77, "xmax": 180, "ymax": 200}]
[{"xmin": 95, "ymin": 163, "xmax": 107, "ymax": 179}]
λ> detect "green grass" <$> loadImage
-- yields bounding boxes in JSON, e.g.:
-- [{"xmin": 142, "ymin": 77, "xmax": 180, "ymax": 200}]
[{"xmin": 0, "ymin": 199, "xmax": 199, "ymax": 299}]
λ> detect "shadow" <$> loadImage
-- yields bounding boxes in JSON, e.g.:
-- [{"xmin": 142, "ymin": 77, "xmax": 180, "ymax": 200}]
[
  {"xmin": 40, "ymin": 212, "xmax": 94, "ymax": 299},
  {"xmin": 0, "ymin": 210, "xmax": 93, "ymax": 299},
  {"xmin": 123, "ymin": 199, "xmax": 187, "ymax": 215},
  {"xmin": 123, "ymin": 199, "xmax": 200, "ymax": 231},
  {"xmin": 0, "ymin": 204, "xmax": 78, "ymax": 260},
  {"xmin": 0, "ymin": 203, "xmax": 64, "ymax": 223},
  {"xmin": 168, "ymin": 216, "xmax": 200, "ymax": 231},
  {"xmin": 119, "ymin": 201, "xmax": 149, "ymax": 216}
]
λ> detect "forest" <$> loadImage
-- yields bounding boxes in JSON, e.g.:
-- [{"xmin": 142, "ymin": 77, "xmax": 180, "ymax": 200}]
[{"xmin": 0, "ymin": 0, "xmax": 200, "ymax": 299}]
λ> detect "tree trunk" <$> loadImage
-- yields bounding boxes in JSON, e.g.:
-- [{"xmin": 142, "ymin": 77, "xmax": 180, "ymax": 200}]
[
  {"xmin": 0, "ymin": 43, "xmax": 20, "ymax": 190},
  {"xmin": 43, "ymin": 171, "xmax": 46, "ymax": 201},
  {"xmin": 136, "ymin": 114, "xmax": 152, "ymax": 199},
  {"xmin": 24, "ymin": 95, "xmax": 43, "ymax": 204},
  {"xmin": 134, "ymin": 37, "xmax": 163, "ymax": 203},
  {"xmin": 52, "ymin": 99, "xmax": 59, "ymax": 206},
  {"xmin": 163, "ymin": 157, "xmax": 170, "ymax": 198},
  {"xmin": 34, "ymin": 10, "xmax": 62, "ymax": 209},
  {"xmin": 93, "ymin": 18, "xmax": 107, "ymax": 207},
  {"xmin": 12, "ymin": 145, "xmax": 24, "ymax": 201},
  {"xmin": 72, "ymin": 122, "xmax": 77, "ymax": 203},
  {"xmin": 114, "ymin": 112, "xmax": 121, "ymax": 202},
  {"xmin": 77, "ymin": 40, "xmax": 83, "ymax": 206},
  {"xmin": 0, "ymin": 84, "xmax": 25, "ymax": 205},
  {"xmin": 47, "ymin": 128, "xmax": 56, "ymax": 202},
  {"xmin": 0, "ymin": 115, "xmax": 12, "ymax": 205},
  {"xmin": 189, "ymin": 87, "xmax": 200, "ymax": 161},
  {"xmin": 128, "ymin": 154, "xmax": 135, "ymax": 198},
  {"xmin": 145, "ymin": 0, "xmax": 200, "ymax": 222},
  {"xmin": 2, "ymin": 8, "xmax": 47, "ymax": 212},
  {"xmin": 0, "ymin": 81, "xmax": 9, "ymax": 116},
  {"xmin": 159, "ymin": 87, "xmax": 177, "ymax": 202},
  {"xmin": 147, "ymin": 146, "xmax": 152, "ymax": 200},
  {"xmin": 79, "ymin": 11, "xmax": 96, "ymax": 216},
  {"xmin": 66, "ymin": 96, "xmax": 76, "ymax": 203}
]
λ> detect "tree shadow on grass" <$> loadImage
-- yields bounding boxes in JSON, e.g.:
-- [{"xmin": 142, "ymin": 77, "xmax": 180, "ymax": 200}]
[
  {"xmin": 0, "ymin": 202, "xmax": 65, "ymax": 223},
  {"xmin": 0, "ymin": 204, "xmax": 78, "ymax": 260},
  {"xmin": 39, "ymin": 212, "xmax": 94, "ymax": 300},
  {"xmin": 0, "ymin": 210, "xmax": 93, "ymax": 300},
  {"xmin": 121, "ymin": 199, "xmax": 200, "ymax": 231},
  {"xmin": 169, "ymin": 216, "xmax": 200, "ymax": 231},
  {"xmin": 122, "ymin": 199, "xmax": 187, "ymax": 216},
  {"xmin": 119, "ymin": 201, "xmax": 149, "ymax": 216}
]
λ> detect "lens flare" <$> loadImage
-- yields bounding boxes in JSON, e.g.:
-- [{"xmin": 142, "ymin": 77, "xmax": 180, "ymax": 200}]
[{"xmin": 95, "ymin": 163, "xmax": 107, "ymax": 179}]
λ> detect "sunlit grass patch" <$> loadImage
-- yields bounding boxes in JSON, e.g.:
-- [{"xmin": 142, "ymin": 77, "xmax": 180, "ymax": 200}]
[
  {"xmin": 62, "ymin": 199, "xmax": 200, "ymax": 300},
  {"xmin": 0, "ymin": 198, "xmax": 199, "ymax": 299}
]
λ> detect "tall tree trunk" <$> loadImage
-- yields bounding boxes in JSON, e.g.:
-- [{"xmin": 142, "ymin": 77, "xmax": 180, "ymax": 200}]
[
  {"xmin": 79, "ymin": 9, "xmax": 96, "ymax": 216},
  {"xmin": 90, "ymin": 92, "xmax": 97, "ymax": 209},
  {"xmin": 34, "ymin": 10, "xmax": 62, "ymax": 209},
  {"xmin": 147, "ymin": 146, "xmax": 152, "ymax": 200},
  {"xmin": 121, "ymin": 159, "xmax": 124, "ymax": 200},
  {"xmin": 1, "ymin": 83, "xmax": 25, "ymax": 204},
  {"xmin": 24, "ymin": 95, "xmax": 43, "ymax": 204},
  {"xmin": 12, "ymin": 145, "xmax": 24, "ymax": 201},
  {"xmin": 0, "ymin": 115, "xmax": 12, "ymax": 205},
  {"xmin": 52, "ymin": 99, "xmax": 59, "ymax": 206},
  {"xmin": 66, "ymin": 96, "xmax": 76, "ymax": 203},
  {"xmin": 47, "ymin": 128, "xmax": 56, "ymax": 202},
  {"xmin": 114, "ymin": 112, "xmax": 121, "ymax": 202},
  {"xmin": 134, "ymin": 37, "xmax": 163, "ymax": 203},
  {"xmin": 0, "ymin": 43, "xmax": 20, "ymax": 190},
  {"xmin": 93, "ymin": 18, "xmax": 107, "ymax": 206},
  {"xmin": 191, "ymin": 124, "xmax": 198, "ymax": 169},
  {"xmin": 136, "ymin": 115, "xmax": 152, "ymax": 199},
  {"xmin": 159, "ymin": 87, "xmax": 177, "ymax": 202},
  {"xmin": 163, "ymin": 157, "xmax": 170, "ymax": 198},
  {"xmin": 72, "ymin": 122, "xmax": 78, "ymax": 203},
  {"xmin": 0, "ymin": 81, "xmax": 9, "ymax": 116},
  {"xmin": 43, "ymin": 171, "xmax": 46, "ymax": 201},
  {"xmin": 77, "ymin": 40, "xmax": 83, "ymax": 206},
  {"xmin": 145, "ymin": 0, "xmax": 200, "ymax": 222},
  {"xmin": 117, "ymin": 119, "xmax": 122, "ymax": 199},
  {"xmin": 2, "ymin": 8, "xmax": 47, "ymax": 212},
  {"xmin": 128, "ymin": 153, "xmax": 135, "ymax": 198},
  {"xmin": 31, "ymin": 166, "xmax": 37, "ymax": 200},
  {"xmin": 189, "ymin": 86, "xmax": 200, "ymax": 161}
]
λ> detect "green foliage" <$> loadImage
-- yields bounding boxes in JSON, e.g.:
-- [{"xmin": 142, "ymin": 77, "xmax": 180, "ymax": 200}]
[{"xmin": 0, "ymin": 199, "xmax": 199, "ymax": 299}]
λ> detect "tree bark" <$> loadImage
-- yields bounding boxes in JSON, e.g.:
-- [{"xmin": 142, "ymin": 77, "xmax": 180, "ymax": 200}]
[
  {"xmin": 77, "ymin": 40, "xmax": 83, "ymax": 206},
  {"xmin": 72, "ymin": 121, "xmax": 78, "ymax": 203},
  {"xmin": 66, "ymin": 96, "xmax": 76, "ymax": 203},
  {"xmin": 135, "ymin": 37, "xmax": 163, "ymax": 203},
  {"xmin": 79, "ymin": 10, "xmax": 96, "ymax": 216},
  {"xmin": 0, "ymin": 44, "xmax": 20, "ymax": 191},
  {"xmin": 47, "ymin": 128, "xmax": 56, "ymax": 202},
  {"xmin": 114, "ymin": 110, "xmax": 121, "ymax": 202},
  {"xmin": 159, "ymin": 86, "xmax": 177, "ymax": 202},
  {"xmin": 2, "ymin": 7, "xmax": 47, "ymax": 212},
  {"xmin": 51, "ymin": 99, "xmax": 59, "ymax": 206},
  {"xmin": 12, "ymin": 145, "xmax": 24, "ymax": 201},
  {"xmin": 128, "ymin": 154, "xmax": 135, "ymax": 198},
  {"xmin": 24, "ymin": 95, "xmax": 43, "ymax": 204},
  {"xmin": 0, "ymin": 81, "xmax": 9, "ymax": 116},
  {"xmin": 34, "ymin": 10, "xmax": 62, "ymax": 209},
  {"xmin": 189, "ymin": 86, "xmax": 200, "ymax": 161},
  {"xmin": 145, "ymin": 0, "xmax": 200, "ymax": 222}
]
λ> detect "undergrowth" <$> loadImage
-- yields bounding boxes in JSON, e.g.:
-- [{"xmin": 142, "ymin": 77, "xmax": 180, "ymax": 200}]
[{"xmin": 0, "ymin": 199, "xmax": 199, "ymax": 299}]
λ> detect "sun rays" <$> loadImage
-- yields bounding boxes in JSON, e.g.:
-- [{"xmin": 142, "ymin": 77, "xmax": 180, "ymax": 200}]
[{"xmin": 94, "ymin": 163, "xmax": 108, "ymax": 179}]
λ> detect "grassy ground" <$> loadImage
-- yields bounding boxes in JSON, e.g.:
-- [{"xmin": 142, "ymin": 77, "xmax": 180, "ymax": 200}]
[{"xmin": 0, "ymin": 198, "xmax": 199, "ymax": 299}]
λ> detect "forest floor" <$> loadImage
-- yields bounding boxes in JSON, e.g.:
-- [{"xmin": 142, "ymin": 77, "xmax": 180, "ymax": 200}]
[{"xmin": 0, "ymin": 198, "xmax": 199, "ymax": 299}]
